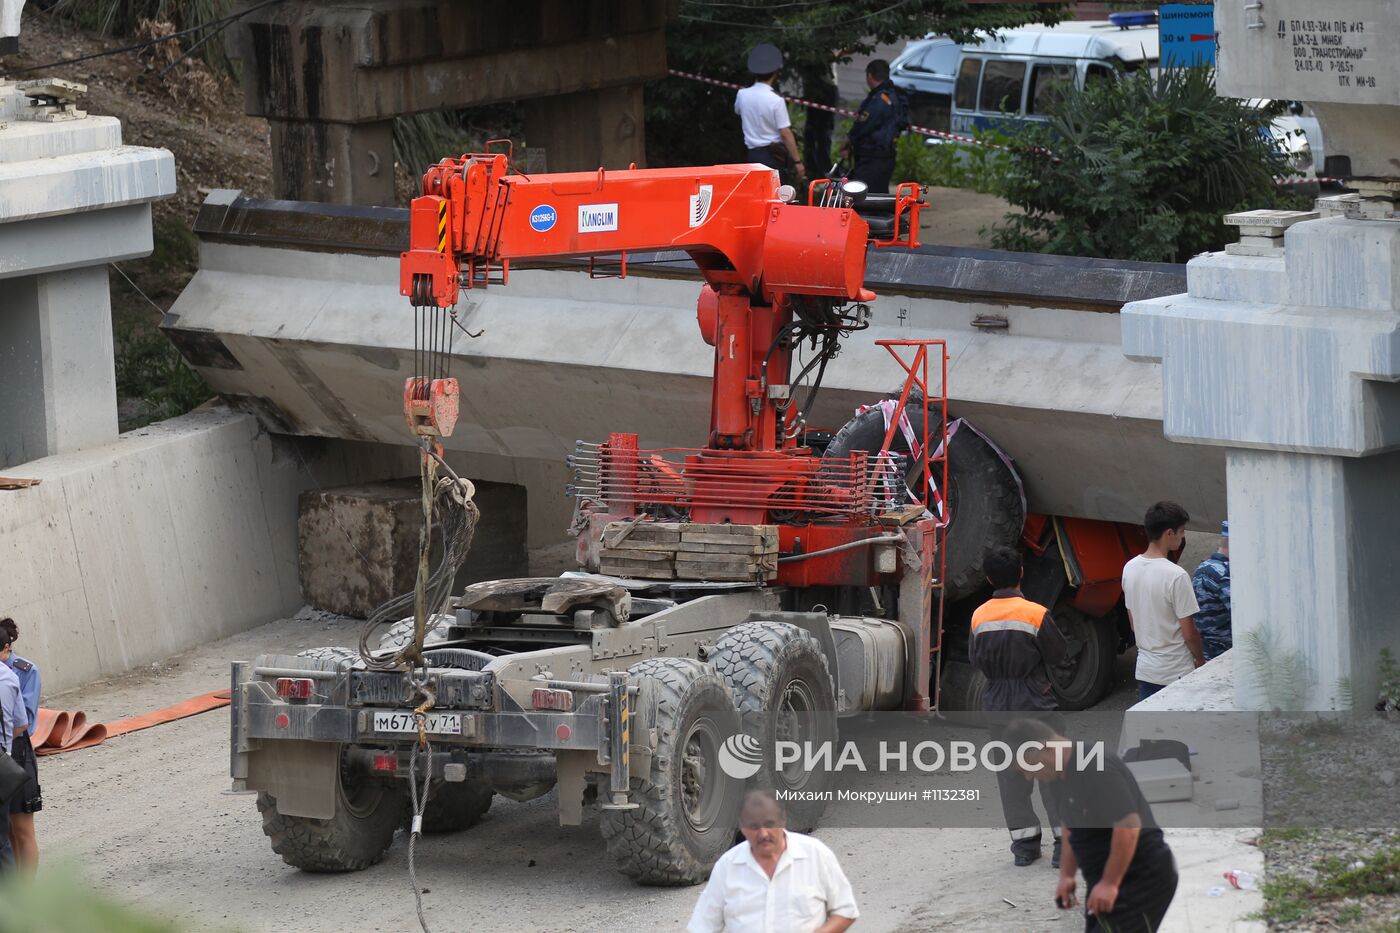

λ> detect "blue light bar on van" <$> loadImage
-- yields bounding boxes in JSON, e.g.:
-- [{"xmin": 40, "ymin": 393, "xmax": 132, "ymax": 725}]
[{"xmin": 1108, "ymin": 11, "xmax": 1158, "ymax": 28}]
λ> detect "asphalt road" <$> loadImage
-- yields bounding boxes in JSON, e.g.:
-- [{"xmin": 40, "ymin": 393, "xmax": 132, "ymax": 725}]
[{"xmin": 33, "ymin": 601, "xmax": 1245, "ymax": 933}]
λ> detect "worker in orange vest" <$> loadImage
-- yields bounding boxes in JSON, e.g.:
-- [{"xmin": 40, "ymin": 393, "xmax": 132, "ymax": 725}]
[{"xmin": 970, "ymin": 545, "xmax": 1068, "ymax": 867}]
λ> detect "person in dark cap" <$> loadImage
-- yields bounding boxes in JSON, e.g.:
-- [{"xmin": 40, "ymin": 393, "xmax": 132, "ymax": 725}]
[{"xmin": 735, "ymin": 43, "xmax": 806, "ymax": 186}]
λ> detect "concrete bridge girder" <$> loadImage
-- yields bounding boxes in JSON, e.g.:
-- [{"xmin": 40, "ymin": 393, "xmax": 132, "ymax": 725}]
[
  {"xmin": 165, "ymin": 192, "xmax": 1225, "ymax": 551},
  {"xmin": 229, "ymin": 0, "xmax": 672, "ymax": 205}
]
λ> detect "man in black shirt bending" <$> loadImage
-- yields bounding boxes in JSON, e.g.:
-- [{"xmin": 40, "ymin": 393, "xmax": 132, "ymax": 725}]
[{"xmin": 1003, "ymin": 718, "xmax": 1179, "ymax": 932}]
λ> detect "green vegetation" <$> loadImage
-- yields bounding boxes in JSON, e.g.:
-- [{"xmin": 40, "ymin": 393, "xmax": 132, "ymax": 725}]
[
  {"xmin": 987, "ymin": 66, "xmax": 1304, "ymax": 263},
  {"xmin": 650, "ymin": 1, "xmax": 1066, "ymax": 168},
  {"xmin": 1378, "ymin": 648, "xmax": 1400, "ymax": 713},
  {"xmin": 111, "ymin": 216, "xmax": 212, "ymax": 430},
  {"xmin": 0, "ymin": 867, "xmax": 180, "ymax": 932},
  {"xmin": 41, "ymin": 0, "xmax": 238, "ymax": 76},
  {"xmin": 1260, "ymin": 847, "xmax": 1400, "ymax": 927},
  {"xmin": 893, "ymin": 131, "xmax": 1009, "ymax": 195}
]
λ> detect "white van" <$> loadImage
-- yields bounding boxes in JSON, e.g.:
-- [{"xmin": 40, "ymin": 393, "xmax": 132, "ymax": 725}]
[
  {"xmin": 950, "ymin": 18, "xmax": 1159, "ymax": 137},
  {"xmin": 947, "ymin": 16, "xmax": 1322, "ymax": 178}
]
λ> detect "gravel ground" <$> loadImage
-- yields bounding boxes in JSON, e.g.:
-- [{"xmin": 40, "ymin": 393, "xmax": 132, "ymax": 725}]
[
  {"xmin": 29, "ymin": 613, "xmax": 1196, "ymax": 933},
  {"xmin": 1258, "ymin": 716, "xmax": 1400, "ymax": 931}
]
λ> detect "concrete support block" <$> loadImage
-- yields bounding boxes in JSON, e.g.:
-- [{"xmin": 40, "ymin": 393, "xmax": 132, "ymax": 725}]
[
  {"xmin": 1287, "ymin": 217, "xmax": 1400, "ymax": 313},
  {"xmin": 0, "ymin": 407, "xmax": 421, "ymax": 694},
  {"xmin": 299, "ymin": 479, "xmax": 527, "ymax": 617},
  {"xmin": 269, "ymin": 119, "xmax": 395, "ymax": 206},
  {"xmin": 523, "ymin": 85, "xmax": 646, "ymax": 172},
  {"xmin": 1227, "ymin": 448, "xmax": 1400, "ymax": 710},
  {"xmin": 0, "ymin": 266, "xmax": 117, "ymax": 467}
]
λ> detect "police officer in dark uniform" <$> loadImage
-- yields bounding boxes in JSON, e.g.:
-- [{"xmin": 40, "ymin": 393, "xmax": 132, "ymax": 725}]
[{"xmin": 842, "ymin": 59, "xmax": 905, "ymax": 194}]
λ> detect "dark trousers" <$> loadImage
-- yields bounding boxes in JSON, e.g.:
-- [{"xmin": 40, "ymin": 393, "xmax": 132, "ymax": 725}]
[
  {"xmin": 997, "ymin": 765, "xmax": 1062, "ymax": 856},
  {"xmin": 1084, "ymin": 859, "xmax": 1179, "ymax": 932},
  {"xmin": 746, "ymin": 145, "xmax": 800, "ymax": 189},
  {"xmin": 1137, "ymin": 681, "xmax": 1167, "ymax": 702},
  {"xmin": 850, "ymin": 152, "xmax": 896, "ymax": 194}
]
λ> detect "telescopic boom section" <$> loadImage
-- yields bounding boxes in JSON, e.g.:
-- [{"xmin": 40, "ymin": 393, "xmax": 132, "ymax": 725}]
[{"xmin": 399, "ymin": 152, "xmax": 878, "ymax": 452}]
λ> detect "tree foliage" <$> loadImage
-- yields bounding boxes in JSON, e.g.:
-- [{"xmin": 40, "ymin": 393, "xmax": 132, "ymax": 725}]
[
  {"xmin": 648, "ymin": 0, "xmax": 1065, "ymax": 167},
  {"xmin": 988, "ymin": 66, "xmax": 1301, "ymax": 263}
]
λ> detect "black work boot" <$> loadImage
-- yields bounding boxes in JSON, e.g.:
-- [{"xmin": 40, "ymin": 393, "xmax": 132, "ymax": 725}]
[
  {"xmin": 1052, "ymin": 838, "xmax": 1063, "ymax": 869},
  {"xmin": 1013, "ymin": 847, "xmax": 1041, "ymax": 867}
]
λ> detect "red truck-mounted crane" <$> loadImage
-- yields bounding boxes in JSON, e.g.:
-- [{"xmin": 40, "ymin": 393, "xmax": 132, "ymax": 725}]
[{"xmin": 229, "ymin": 151, "xmax": 1143, "ymax": 889}]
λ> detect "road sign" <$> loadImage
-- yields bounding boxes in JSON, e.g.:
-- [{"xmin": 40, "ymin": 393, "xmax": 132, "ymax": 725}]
[{"xmin": 1160, "ymin": 4, "xmax": 1216, "ymax": 68}]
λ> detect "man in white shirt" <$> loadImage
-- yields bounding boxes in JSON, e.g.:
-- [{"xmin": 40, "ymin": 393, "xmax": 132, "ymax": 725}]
[
  {"xmin": 1122, "ymin": 501, "xmax": 1204, "ymax": 702},
  {"xmin": 735, "ymin": 44, "xmax": 806, "ymax": 185},
  {"xmin": 689, "ymin": 790, "xmax": 858, "ymax": 933}
]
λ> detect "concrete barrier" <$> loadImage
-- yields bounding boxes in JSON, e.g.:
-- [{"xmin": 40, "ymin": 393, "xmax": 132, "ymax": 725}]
[{"xmin": 0, "ymin": 404, "xmax": 414, "ymax": 694}]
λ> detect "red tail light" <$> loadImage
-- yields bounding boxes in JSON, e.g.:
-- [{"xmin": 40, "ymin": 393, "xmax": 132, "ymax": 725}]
[
  {"xmin": 275, "ymin": 677, "xmax": 315, "ymax": 700},
  {"xmin": 531, "ymin": 688, "xmax": 574, "ymax": 712},
  {"xmin": 372, "ymin": 753, "xmax": 398, "ymax": 772}
]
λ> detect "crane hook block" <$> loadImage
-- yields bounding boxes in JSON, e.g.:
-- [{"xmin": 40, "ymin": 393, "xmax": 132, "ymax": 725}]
[{"xmin": 404, "ymin": 376, "xmax": 460, "ymax": 438}]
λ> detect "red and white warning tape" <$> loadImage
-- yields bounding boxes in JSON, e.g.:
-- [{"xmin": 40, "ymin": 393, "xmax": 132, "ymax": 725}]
[{"xmin": 667, "ymin": 68, "xmax": 1339, "ymax": 186}]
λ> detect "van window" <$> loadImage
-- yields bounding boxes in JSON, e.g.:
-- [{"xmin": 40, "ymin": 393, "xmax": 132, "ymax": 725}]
[
  {"xmin": 1026, "ymin": 63, "xmax": 1075, "ymax": 115},
  {"xmin": 979, "ymin": 60, "xmax": 1026, "ymax": 114},
  {"xmin": 954, "ymin": 58, "xmax": 981, "ymax": 110},
  {"xmin": 1085, "ymin": 62, "xmax": 1116, "ymax": 87}
]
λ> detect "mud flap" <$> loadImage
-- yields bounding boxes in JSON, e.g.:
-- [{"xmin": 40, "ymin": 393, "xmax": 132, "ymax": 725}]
[{"xmin": 246, "ymin": 740, "xmax": 339, "ymax": 819}]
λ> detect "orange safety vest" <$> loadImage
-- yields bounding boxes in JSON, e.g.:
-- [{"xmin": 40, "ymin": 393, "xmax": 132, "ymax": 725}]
[{"xmin": 969, "ymin": 594, "xmax": 1058, "ymax": 711}]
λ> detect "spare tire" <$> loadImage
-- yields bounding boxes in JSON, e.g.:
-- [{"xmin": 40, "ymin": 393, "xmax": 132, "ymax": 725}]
[{"xmin": 823, "ymin": 405, "xmax": 1025, "ymax": 601}]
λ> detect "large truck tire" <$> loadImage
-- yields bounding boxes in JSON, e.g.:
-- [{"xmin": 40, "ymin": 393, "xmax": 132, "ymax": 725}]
[
  {"xmin": 256, "ymin": 770, "xmax": 404, "ymax": 872},
  {"xmin": 377, "ymin": 615, "xmax": 454, "ymax": 653},
  {"xmin": 939, "ymin": 660, "xmax": 987, "ymax": 712},
  {"xmin": 601, "ymin": 658, "xmax": 743, "ymax": 886},
  {"xmin": 824, "ymin": 405, "xmax": 1024, "ymax": 601},
  {"xmin": 709, "ymin": 622, "xmax": 838, "ymax": 833},
  {"xmin": 297, "ymin": 645, "xmax": 361, "ymax": 668},
  {"xmin": 419, "ymin": 780, "xmax": 494, "ymax": 833},
  {"xmin": 1048, "ymin": 604, "xmax": 1117, "ymax": 711}
]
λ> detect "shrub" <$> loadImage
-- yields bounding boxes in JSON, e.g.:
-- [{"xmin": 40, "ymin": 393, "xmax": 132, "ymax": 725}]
[
  {"xmin": 988, "ymin": 66, "xmax": 1301, "ymax": 263},
  {"xmin": 893, "ymin": 130, "xmax": 1010, "ymax": 194}
]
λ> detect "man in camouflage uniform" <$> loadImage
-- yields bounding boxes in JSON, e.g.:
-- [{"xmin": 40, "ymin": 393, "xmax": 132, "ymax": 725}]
[{"xmin": 1192, "ymin": 521, "xmax": 1232, "ymax": 661}]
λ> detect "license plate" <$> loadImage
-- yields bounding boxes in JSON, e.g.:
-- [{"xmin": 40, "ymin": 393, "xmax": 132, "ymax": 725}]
[{"xmin": 372, "ymin": 710, "xmax": 462, "ymax": 735}]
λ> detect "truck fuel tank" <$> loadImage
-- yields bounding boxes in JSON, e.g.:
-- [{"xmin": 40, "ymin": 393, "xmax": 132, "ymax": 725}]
[{"xmin": 829, "ymin": 617, "xmax": 907, "ymax": 714}]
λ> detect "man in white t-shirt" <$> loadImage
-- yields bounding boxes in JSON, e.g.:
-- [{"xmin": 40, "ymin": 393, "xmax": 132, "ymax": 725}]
[
  {"xmin": 735, "ymin": 43, "xmax": 806, "ymax": 185},
  {"xmin": 689, "ymin": 790, "xmax": 857, "ymax": 933},
  {"xmin": 1122, "ymin": 500, "xmax": 1204, "ymax": 702}
]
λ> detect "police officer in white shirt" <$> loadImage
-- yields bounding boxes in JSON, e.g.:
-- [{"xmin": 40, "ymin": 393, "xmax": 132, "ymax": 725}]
[
  {"xmin": 689, "ymin": 790, "xmax": 858, "ymax": 933},
  {"xmin": 734, "ymin": 44, "xmax": 807, "ymax": 185}
]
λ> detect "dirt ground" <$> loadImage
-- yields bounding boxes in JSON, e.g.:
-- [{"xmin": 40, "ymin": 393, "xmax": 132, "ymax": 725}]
[{"xmin": 27, "ymin": 612, "xmax": 1264, "ymax": 933}]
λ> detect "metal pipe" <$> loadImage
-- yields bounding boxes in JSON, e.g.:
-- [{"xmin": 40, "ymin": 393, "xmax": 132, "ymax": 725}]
[
  {"xmin": 777, "ymin": 533, "xmax": 904, "ymax": 564},
  {"xmin": 253, "ymin": 666, "xmax": 344, "ymax": 680}
]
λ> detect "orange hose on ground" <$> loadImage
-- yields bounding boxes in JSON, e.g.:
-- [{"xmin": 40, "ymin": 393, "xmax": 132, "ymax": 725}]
[{"xmin": 34, "ymin": 690, "xmax": 230, "ymax": 756}]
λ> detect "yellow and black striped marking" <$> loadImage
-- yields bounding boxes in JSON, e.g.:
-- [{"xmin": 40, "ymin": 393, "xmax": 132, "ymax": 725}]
[
  {"xmin": 437, "ymin": 201, "xmax": 449, "ymax": 253},
  {"xmin": 620, "ymin": 692, "xmax": 630, "ymax": 767}
]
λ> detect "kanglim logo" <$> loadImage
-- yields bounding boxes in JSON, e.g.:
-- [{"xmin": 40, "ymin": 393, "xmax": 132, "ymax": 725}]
[{"xmin": 578, "ymin": 202, "xmax": 619, "ymax": 233}]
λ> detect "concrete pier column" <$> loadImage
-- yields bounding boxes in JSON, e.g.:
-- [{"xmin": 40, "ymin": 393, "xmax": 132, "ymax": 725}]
[
  {"xmin": 523, "ymin": 85, "xmax": 646, "ymax": 172},
  {"xmin": 1124, "ymin": 215, "xmax": 1400, "ymax": 710},
  {"xmin": 0, "ymin": 267, "xmax": 119, "ymax": 467},
  {"xmin": 269, "ymin": 119, "xmax": 396, "ymax": 207},
  {"xmin": 1226, "ymin": 448, "xmax": 1400, "ymax": 710}
]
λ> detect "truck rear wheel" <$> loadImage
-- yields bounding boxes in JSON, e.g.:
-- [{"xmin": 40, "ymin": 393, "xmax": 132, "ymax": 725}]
[
  {"xmin": 823, "ymin": 406, "xmax": 1024, "ymax": 601},
  {"xmin": 710, "ymin": 622, "xmax": 838, "ymax": 832},
  {"xmin": 601, "ymin": 657, "xmax": 743, "ymax": 886},
  {"xmin": 1048, "ymin": 604, "xmax": 1117, "ymax": 711},
  {"xmin": 256, "ymin": 763, "xmax": 403, "ymax": 872},
  {"xmin": 419, "ymin": 780, "xmax": 493, "ymax": 833}
]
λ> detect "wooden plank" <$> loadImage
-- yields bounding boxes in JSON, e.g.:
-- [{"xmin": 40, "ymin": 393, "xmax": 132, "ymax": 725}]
[
  {"xmin": 680, "ymin": 523, "xmax": 770, "ymax": 536},
  {"xmin": 681, "ymin": 532, "xmax": 764, "ymax": 546},
  {"xmin": 602, "ymin": 522, "xmax": 682, "ymax": 548},
  {"xmin": 599, "ymin": 548, "xmax": 672, "ymax": 563},
  {"xmin": 605, "ymin": 539, "xmax": 684, "ymax": 553},
  {"xmin": 675, "ymin": 541, "xmax": 769, "ymax": 556},
  {"xmin": 600, "ymin": 558, "xmax": 675, "ymax": 580}
]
